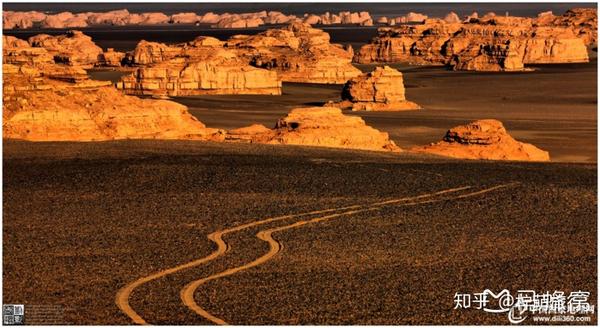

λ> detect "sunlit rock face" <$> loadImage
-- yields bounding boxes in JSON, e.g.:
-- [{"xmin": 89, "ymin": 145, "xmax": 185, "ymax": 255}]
[
  {"xmin": 230, "ymin": 22, "xmax": 362, "ymax": 83},
  {"xmin": 2, "ymin": 9, "xmax": 374, "ymax": 30},
  {"xmin": 226, "ymin": 107, "xmax": 401, "ymax": 152},
  {"xmin": 354, "ymin": 8, "xmax": 592, "ymax": 71},
  {"xmin": 3, "ymin": 32, "xmax": 120, "ymax": 69},
  {"xmin": 329, "ymin": 66, "xmax": 421, "ymax": 111},
  {"xmin": 98, "ymin": 48, "xmax": 126, "ymax": 67},
  {"xmin": 122, "ymin": 22, "xmax": 361, "ymax": 85},
  {"xmin": 27, "ymin": 31, "xmax": 104, "ymax": 67},
  {"xmin": 534, "ymin": 8, "xmax": 597, "ymax": 46},
  {"xmin": 2, "ymin": 63, "xmax": 224, "ymax": 142},
  {"xmin": 117, "ymin": 56, "xmax": 282, "ymax": 97},
  {"xmin": 411, "ymin": 119, "xmax": 550, "ymax": 161},
  {"xmin": 3, "ymin": 36, "xmax": 55, "ymax": 66}
]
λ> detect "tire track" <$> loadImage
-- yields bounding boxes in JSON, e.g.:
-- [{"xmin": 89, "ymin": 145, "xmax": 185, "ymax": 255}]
[
  {"xmin": 180, "ymin": 183, "xmax": 519, "ymax": 325},
  {"xmin": 116, "ymin": 186, "xmax": 471, "ymax": 324}
]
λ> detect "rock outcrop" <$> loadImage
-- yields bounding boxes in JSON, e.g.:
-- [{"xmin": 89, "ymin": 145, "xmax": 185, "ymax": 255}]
[
  {"xmin": 3, "ymin": 32, "xmax": 121, "ymax": 69},
  {"xmin": 27, "ymin": 31, "xmax": 104, "ymax": 67},
  {"xmin": 329, "ymin": 66, "xmax": 420, "ymax": 111},
  {"xmin": 117, "ymin": 55, "xmax": 282, "ymax": 97},
  {"xmin": 122, "ymin": 23, "xmax": 361, "ymax": 84},
  {"xmin": 411, "ymin": 119, "xmax": 550, "ymax": 161},
  {"xmin": 3, "ymin": 9, "xmax": 376, "ymax": 29},
  {"xmin": 535, "ymin": 8, "xmax": 598, "ymax": 46},
  {"xmin": 355, "ymin": 9, "xmax": 592, "ymax": 71},
  {"xmin": 231, "ymin": 23, "xmax": 362, "ymax": 83},
  {"xmin": 98, "ymin": 48, "xmax": 126, "ymax": 67},
  {"xmin": 226, "ymin": 107, "xmax": 400, "ymax": 152},
  {"xmin": 3, "ymin": 36, "xmax": 55, "ymax": 66},
  {"xmin": 3, "ymin": 63, "xmax": 223, "ymax": 141}
]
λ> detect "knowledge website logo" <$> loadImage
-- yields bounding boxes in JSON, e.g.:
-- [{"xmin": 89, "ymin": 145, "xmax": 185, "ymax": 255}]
[{"xmin": 454, "ymin": 289, "xmax": 595, "ymax": 324}]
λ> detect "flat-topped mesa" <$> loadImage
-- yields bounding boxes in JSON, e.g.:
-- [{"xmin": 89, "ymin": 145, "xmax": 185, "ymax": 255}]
[
  {"xmin": 231, "ymin": 22, "xmax": 362, "ymax": 83},
  {"xmin": 27, "ymin": 30, "xmax": 103, "ymax": 67},
  {"xmin": 117, "ymin": 55, "xmax": 282, "ymax": 97},
  {"xmin": 226, "ymin": 107, "xmax": 400, "ymax": 152},
  {"xmin": 411, "ymin": 119, "xmax": 550, "ymax": 161},
  {"xmin": 329, "ymin": 66, "xmax": 421, "ymax": 111},
  {"xmin": 354, "ymin": 11, "xmax": 590, "ymax": 71},
  {"xmin": 3, "ymin": 63, "xmax": 224, "ymax": 142}
]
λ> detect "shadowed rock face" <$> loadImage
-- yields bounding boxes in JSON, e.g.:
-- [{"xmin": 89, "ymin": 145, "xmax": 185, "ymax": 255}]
[
  {"xmin": 2, "ymin": 63, "xmax": 224, "ymax": 142},
  {"xmin": 226, "ymin": 107, "xmax": 400, "ymax": 152},
  {"xmin": 123, "ymin": 23, "xmax": 361, "ymax": 84},
  {"xmin": 411, "ymin": 119, "xmax": 550, "ymax": 161},
  {"xmin": 355, "ymin": 8, "xmax": 593, "ymax": 71},
  {"xmin": 330, "ymin": 66, "xmax": 421, "ymax": 111}
]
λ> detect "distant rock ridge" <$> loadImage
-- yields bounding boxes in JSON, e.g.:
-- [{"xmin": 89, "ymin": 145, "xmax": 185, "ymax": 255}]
[
  {"xmin": 411, "ymin": 119, "xmax": 550, "ymax": 161},
  {"xmin": 3, "ymin": 9, "xmax": 374, "ymax": 29},
  {"xmin": 354, "ymin": 8, "xmax": 594, "ymax": 71},
  {"xmin": 329, "ymin": 66, "xmax": 421, "ymax": 111}
]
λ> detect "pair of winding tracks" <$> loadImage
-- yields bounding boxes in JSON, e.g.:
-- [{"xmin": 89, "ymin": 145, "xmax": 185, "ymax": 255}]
[{"xmin": 116, "ymin": 182, "xmax": 519, "ymax": 325}]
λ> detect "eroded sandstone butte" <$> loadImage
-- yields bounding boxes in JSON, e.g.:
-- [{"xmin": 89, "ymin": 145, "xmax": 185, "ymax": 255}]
[
  {"xmin": 117, "ymin": 49, "xmax": 282, "ymax": 97},
  {"xmin": 355, "ymin": 8, "xmax": 592, "ymax": 71},
  {"xmin": 27, "ymin": 31, "xmax": 104, "ymax": 67},
  {"xmin": 226, "ymin": 107, "xmax": 400, "ymax": 152},
  {"xmin": 123, "ymin": 23, "xmax": 361, "ymax": 84},
  {"xmin": 4, "ymin": 31, "xmax": 115, "ymax": 69},
  {"xmin": 3, "ymin": 63, "xmax": 223, "ymax": 141},
  {"xmin": 329, "ymin": 66, "xmax": 420, "ymax": 111},
  {"xmin": 411, "ymin": 119, "xmax": 550, "ymax": 161}
]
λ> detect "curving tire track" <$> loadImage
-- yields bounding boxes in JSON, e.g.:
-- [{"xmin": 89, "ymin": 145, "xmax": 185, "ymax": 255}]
[
  {"xmin": 116, "ymin": 186, "xmax": 473, "ymax": 324},
  {"xmin": 179, "ymin": 183, "xmax": 519, "ymax": 324}
]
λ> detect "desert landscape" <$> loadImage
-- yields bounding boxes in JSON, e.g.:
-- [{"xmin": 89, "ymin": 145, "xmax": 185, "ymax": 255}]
[{"xmin": 2, "ymin": 2, "xmax": 597, "ymax": 325}]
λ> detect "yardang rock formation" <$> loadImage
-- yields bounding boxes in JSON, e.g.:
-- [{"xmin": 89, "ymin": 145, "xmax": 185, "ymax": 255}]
[
  {"xmin": 411, "ymin": 119, "xmax": 550, "ymax": 161},
  {"xmin": 226, "ymin": 107, "xmax": 400, "ymax": 152},
  {"xmin": 2, "ymin": 63, "xmax": 223, "ymax": 141},
  {"xmin": 354, "ymin": 8, "xmax": 594, "ymax": 71},
  {"xmin": 330, "ymin": 66, "xmax": 421, "ymax": 111}
]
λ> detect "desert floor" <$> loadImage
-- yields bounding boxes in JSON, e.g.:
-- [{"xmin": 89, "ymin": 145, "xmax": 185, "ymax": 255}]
[{"xmin": 3, "ymin": 140, "xmax": 597, "ymax": 324}]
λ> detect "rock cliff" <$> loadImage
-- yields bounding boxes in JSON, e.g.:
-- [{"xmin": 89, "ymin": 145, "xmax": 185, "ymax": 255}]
[
  {"xmin": 411, "ymin": 119, "xmax": 550, "ymax": 161},
  {"xmin": 117, "ymin": 56, "xmax": 282, "ymax": 97},
  {"xmin": 329, "ymin": 66, "xmax": 420, "ymax": 111}
]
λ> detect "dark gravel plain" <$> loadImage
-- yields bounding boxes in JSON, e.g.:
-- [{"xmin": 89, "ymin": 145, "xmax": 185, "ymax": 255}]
[{"xmin": 3, "ymin": 140, "xmax": 597, "ymax": 325}]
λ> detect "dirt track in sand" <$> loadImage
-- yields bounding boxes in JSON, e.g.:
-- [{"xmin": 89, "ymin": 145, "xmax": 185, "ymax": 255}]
[{"xmin": 3, "ymin": 140, "xmax": 596, "ymax": 324}]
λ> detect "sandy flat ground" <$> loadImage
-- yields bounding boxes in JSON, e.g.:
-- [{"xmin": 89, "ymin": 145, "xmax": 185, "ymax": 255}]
[{"xmin": 3, "ymin": 140, "xmax": 597, "ymax": 324}]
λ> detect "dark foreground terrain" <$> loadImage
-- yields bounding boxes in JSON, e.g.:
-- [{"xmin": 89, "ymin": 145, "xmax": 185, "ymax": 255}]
[{"xmin": 3, "ymin": 140, "xmax": 597, "ymax": 325}]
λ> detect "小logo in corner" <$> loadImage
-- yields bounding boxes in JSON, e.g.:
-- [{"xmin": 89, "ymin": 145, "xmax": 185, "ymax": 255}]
[{"xmin": 3, "ymin": 304, "xmax": 24, "ymax": 325}]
